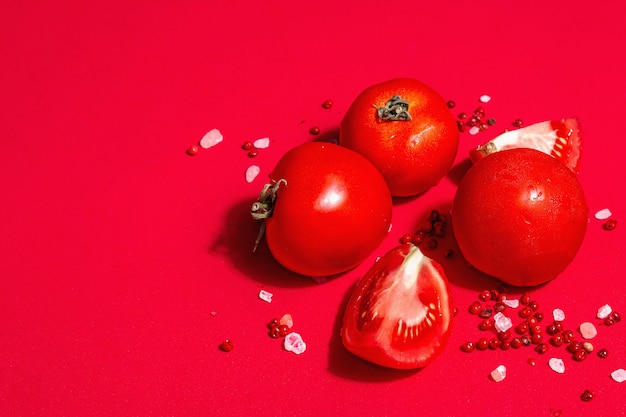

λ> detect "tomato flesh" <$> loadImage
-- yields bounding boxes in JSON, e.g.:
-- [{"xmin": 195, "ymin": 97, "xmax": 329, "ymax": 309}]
[
  {"xmin": 340, "ymin": 78, "xmax": 459, "ymax": 197},
  {"xmin": 262, "ymin": 142, "xmax": 392, "ymax": 277},
  {"xmin": 470, "ymin": 118, "xmax": 583, "ymax": 173},
  {"xmin": 341, "ymin": 244, "xmax": 454, "ymax": 369},
  {"xmin": 453, "ymin": 148, "xmax": 588, "ymax": 287}
]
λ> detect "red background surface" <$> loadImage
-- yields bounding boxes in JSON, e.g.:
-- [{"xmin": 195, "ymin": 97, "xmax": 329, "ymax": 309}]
[{"xmin": 2, "ymin": 1, "xmax": 625, "ymax": 416}]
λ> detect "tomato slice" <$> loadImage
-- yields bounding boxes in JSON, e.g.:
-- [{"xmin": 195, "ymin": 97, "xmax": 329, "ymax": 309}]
[
  {"xmin": 341, "ymin": 244, "xmax": 454, "ymax": 369},
  {"xmin": 469, "ymin": 118, "xmax": 582, "ymax": 173}
]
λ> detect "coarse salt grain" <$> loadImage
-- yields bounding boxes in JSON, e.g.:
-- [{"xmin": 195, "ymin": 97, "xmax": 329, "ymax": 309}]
[
  {"xmin": 253, "ymin": 137, "xmax": 270, "ymax": 149},
  {"xmin": 594, "ymin": 208, "xmax": 612, "ymax": 220},
  {"xmin": 245, "ymin": 165, "xmax": 260, "ymax": 183},
  {"xmin": 553, "ymin": 308, "xmax": 566, "ymax": 322},
  {"xmin": 490, "ymin": 365, "xmax": 507, "ymax": 382},
  {"xmin": 502, "ymin": 298, "xmax": 520, "ymax": 308},
  {"xmin": 479, "ymin": 95, "xmax": 492, "ymax": 103},
  {"xmin": 494, "ymin": 312, "xmax": 513, "ymax": 332},
  {"xmin": 549, "ymin": 358, "xmax": 565, "ymax": 374},
  {"xmin": 279, "ymin": 313, "xmax": 294, "ymax": 329},
  {"xmin": 199, "ymin": 128, "xmax": 223, "ymax": 149},
  {"xmin": 579, "ymin": 322, "xmax": 598, "ymax": 339},
  {"xmin": 469, "ymin": 126, "xmax": 480, "ymax": 135},
  {"xmin": 611, "ymin": 368, "xmax": 626, "ymax": 383},
  {"xmin": 258, "ymin": 289, "xmax": 273, "ymax": 303},
  {"xmin": 284, "ymin": 332, "xmax": 307, "ymax": 354},
  {"xmin": 597, "ymin": 304, "xmax": 613, "ymax": 319}
]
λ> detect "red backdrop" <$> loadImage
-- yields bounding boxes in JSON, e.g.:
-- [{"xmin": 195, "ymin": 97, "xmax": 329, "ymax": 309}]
[{"xmin": 2, "ymin": 1, "xmax": 625, "ymax": 416}]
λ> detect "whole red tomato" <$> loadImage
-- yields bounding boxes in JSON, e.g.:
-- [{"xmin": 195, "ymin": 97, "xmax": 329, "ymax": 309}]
[
  {"xmin": 452, "ymin": 148, "xmax": 588, "ymax": 287},
  {"xmin": 253, "ymin": 142, "xmax": 392, "ymax": 277},
  {"xmin": 340, "ymin": 78, "xmax": 459, "ymax": 197},
  {"xmin": 341, "ymin": 244, "xmax": 454, "ymax": 369}
]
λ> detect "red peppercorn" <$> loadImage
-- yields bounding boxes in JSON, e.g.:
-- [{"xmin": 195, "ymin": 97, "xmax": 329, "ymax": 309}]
[
  {"xmin": 550, "ymin": 333, "xmax": 564, "ymax": 347},
  {"xmin": 597, "ymin": 348, "xmax": 608, "ymax": 358},
  {"xmin": 476, "ymin": 337, "xmax": 489, "ymax": 350},
  {"xmin": 321, "ymin": 99, "xmax": 333, "ymax": 109},
  {"xmin": 248, "ymin": 149, "xmax": 259, "ymax": 158},
  {"xmin": 498, "ymin": 329, "xmax": 512, "ymax": 341},
  {"xmin": 528, "ymin": 300, "xmax": 539, "ymax": 311},
  {"xmin": 516, "ymin": 322, "xmax": 529, "ymax": 335},
  {"xmin": 531, "ymin": 333, "xmax": 543, "ymax": 344},
  {"xmin": 612, "ymin": 311, "xmax": 621, "ymax": 322},
  {"xmin": 474, "ymin": 107, "xmax": 486, "ymax": 118},
  {"xmin": 567, "ymin": 340, "xmax": 582, "ymax": 353},
  {"xmin": 460, "ymin": 341, "xmax": 475, "ymax": 352},
  {"xmin": 520, "ymin": 335, "xmax": 531, "ymax": 346},
  {"xmin": 527, "ymin": 358, "xmax": 536, "ymax": 366},
  {"xmin": 426, "ymin": 237, "xmax": 438, "ymax": 249},
  {"xmin": 530, "ymin": 324, "xmax": 543, "ymax": 335},
  {"xmin": 220, "ymin": 339, "xmax": 234, "ymax": 352},
  {"xmin": 513, "ymin": 118, "xmax": 523, "ymax": 128},
  {"xmin": 580, "ymin": 389, "xmax": 594, "ymax": 402},
  {"xmin": 527, "ymin": 315, "xmax": 539, "ymax": 326},
  {"xmin": 456, "ymin": 120, "xmax": 466, "ymax": 133},
  {"xmin": 458, "ymin": 112, "xmax": 468, "ymax": 120},
  {"xmin": 278, "ymin": 324, "xmax": 290, "ymax": 337},
  {"xmin": 446, "ymin": 100, "xmax": 456, "ymax": 109},
  {"xmin": 535, "ymin": 343, "xmax": 548, "ymax": 354},
  {"xmin": 603, "ymin": 219, "xmax": 617, "ymax": 231},
  {"xmin": 479, "ymin": 318, "xmax": 494, "ymax": 331},
  {"xmin": 573, "ymin": 349, "xmax": 587, "ymax": 362},
  {"xmin": 267, "ymin": 319, "xmax": 279, "ymax": 329},
  {"xmin": 412, "ymin": 232, "xmax": 425, "ymax": 246},
  {"xmin": 309, "ymin": 126, "xmax": 321, "ymax": 135},
  {"xmin": 562, "ymin": 329, "xmax": 574, "ymax": 343},
  {"xmin": 533, "ymin": 312, "xmax": 544, "ymax": 322},
  {"xmin": 269, "ymin": 326, "xmax": 281, "ymax": 338},
  {"xmin": 494, "ymin": 302, "xmax": 506, "ymax": 312},
  {"xmin": 511, "ymin": 338, "xmax": 523, "ymax": 349},
  {"xmin": 478, "ymin": 308, "xmax": 493, "ymax": 319},
  {"xmin": 500, "ymin": 340, "xmax": 511, "ymax": 351},
  {"xmin": 488, "ymin": 338, "xmax": 500, "ymax": 350},
  {"xmin": 241, "ymin": 141, "xmax": 254, "ymax": 150},
  {"xmin": 487, "ymin": 117, "xmax": 496, "ymax": 126},
  {"xmin": 399, "ymin": 233, "xmax": 413, "ymax": 244},
  {"xmin": 187, "ymin": 144, "xmax": 200, "ymax": 156},
  {"xmin": 490, "ymin": 289, "xmax": 502, "ymax": 301},
  {"xmin": 469, "ymin": 301, "xmax": 483, "ymax": 315}
]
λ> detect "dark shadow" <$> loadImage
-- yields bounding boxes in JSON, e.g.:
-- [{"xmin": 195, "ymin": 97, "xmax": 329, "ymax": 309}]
[
  {"xmin": 327, "ymin": 283, "xmax": 422, "ymax": 382},
  {"xmin": 209, "ymin": 198, "xmax": 331, "ymax": 288},
  {"xmin": 447, "ymin": 157, "xmax": 472, "ymax": 186},
  {"xmin": 312, "ymin": 127, "xmax": 340, "ymax": 144}
]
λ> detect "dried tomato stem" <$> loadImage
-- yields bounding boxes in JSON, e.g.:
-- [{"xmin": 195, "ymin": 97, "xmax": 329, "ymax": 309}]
[
  {"xmin": 376, "ymin": 95, "xmax": 412, "ymax": 121},
  {"xmin": 251, "ymin": 179, "xmax": 287, "ymax": 252}
]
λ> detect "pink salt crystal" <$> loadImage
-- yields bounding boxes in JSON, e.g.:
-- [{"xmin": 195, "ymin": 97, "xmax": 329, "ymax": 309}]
[
  {"xmin": 553, "ymin": 308, "xmax": 566, "ymax": 322},
  {"xmin": 469, "ymin": 126, "xmax": 480, "ymax": 135},
  {"xmin": 199, "ymin": 128, "xmax": 223, "ymax": 149},
  {"xmin": 594, "ymin": 208, "xmax": 612, "ymax": 220},
  {"xmin": 494, "ymin": 312, "xmax": 513, "ymax": 332},
  {"xmin": 245, "ymin": 165, "xmax": 260, "ymax": 183},
  {"xmin": 549, "ymin": 358, "xmax": 565, "ymax": 374},
  {"xmin": 579, "ymin": 322, "xmax": 597, "ymax": 339},
  {"xmin": 490, "ymin": 365, "xmax": 507, "ymax": 382},
  {"xmin": 253, "ymin": 137, "xmax": 270, "ymax": 149},
  {"xmin": 210, "ymin": 311, "xmax": 218, "ymax": 317},
  {"xmin": 258, "ymin": 289, "xmax": 273, "ymax": 303},
  {"xmin": 502, "ymin": 298, "xmax": 520, "ymax": 308},
  {"xmin": 479, "ymin": 94, "xmax": 492, "ymax": 103},
  {"xmin": 279, "ymin": 313, "xmax": 294, "ymax": 329},
  {"xmin": 611, "ymin": 368, "xmax": 626, "ymax": 383},
  {"xmin": 597, "ymin": 304, "xmax": 613, "ymax": 319},
  {"xmin": 284, "ymin": 332, "xmax": 306, "ymax": 354}
]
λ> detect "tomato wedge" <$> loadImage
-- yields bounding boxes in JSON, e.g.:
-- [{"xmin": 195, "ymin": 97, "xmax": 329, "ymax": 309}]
[
  {"xmin": 470, "ymin": 118, "xmax": 582, "ymax": 173},
  {"xmin": 341, "ymin": 244, "xmax": 454, "ymax": 369}
]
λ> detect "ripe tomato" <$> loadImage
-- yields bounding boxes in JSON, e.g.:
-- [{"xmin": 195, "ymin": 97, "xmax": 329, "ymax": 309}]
[
  {"xmin": 254, "ymin": 142, "xmax": 392, "ymax": 277},
  {"xmin": 452, "ymin": 148, "xmax": 588, "ymax": 287},
  {"xmin": 341, "ymin": 244, "xmax": 454, "ymax": 369},
  {"xmin": 470, "ymin": 118, "xmax": 583, "ymax": 173},
  {"xmin": 340, "ymin": 78, "xmax": 459, "ymax": 197}
]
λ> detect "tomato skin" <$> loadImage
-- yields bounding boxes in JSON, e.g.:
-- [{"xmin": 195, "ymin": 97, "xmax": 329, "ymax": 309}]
[
  {"xmin": 265, "ymin": 142, "xmax": 392, "ymax": 277},
  {"xmin": 452, "ymin": 148, "xmax": 588, "ymax": 287},
  {"xmin": 340, "ymin": 78, "xmax": 459, "ymax": 197},
  {"xmin": 341, "ymin": 244, "xmax": 454, "ymax": 369}
]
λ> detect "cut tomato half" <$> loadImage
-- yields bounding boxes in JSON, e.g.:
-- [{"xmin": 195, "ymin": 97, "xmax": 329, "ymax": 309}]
[
  {"xmin": 469, "ymin": 118, "xmax": 582, "ymax": 173},
  {"xmin": 341, "ymin": 244, "xmax": 454, "ymax": 370}
]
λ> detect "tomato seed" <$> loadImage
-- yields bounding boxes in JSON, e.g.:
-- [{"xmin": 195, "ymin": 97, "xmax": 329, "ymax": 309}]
[
  {"xmin": 309, "ymin": 126, "xmax": 321, "ymax": 135},
  {"xmin": 603, "ymin": 219, "xmax": 618, "ymax": 230},
  {"xmin": 220, "ymin": 339, "xmax": 234, "ymax": 352},
  {"xmin": 487, "ymin": 117, "xmax": 497, "ymax": 126}
]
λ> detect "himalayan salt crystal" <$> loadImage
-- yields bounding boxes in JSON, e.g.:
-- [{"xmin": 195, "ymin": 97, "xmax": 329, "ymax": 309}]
[
  {"xmin": 279, "ymin": 313, "xmax": 294, "ymax": 329},
  {"xmin": 210, "ymin": 311, "xmax": 218, "ymax": 317},
  {"xmin": 553, "ymin": 308, "xmax": 566, "ymax": 322},
  {"xmin": 611, "ymin": 368, "xmax": 626, "ymax": 383},
  {"xmin": 245, "ymin": 165, "xmax": 260, "ymax": 183},
  {"xmin": 502, "ymin": 298, "xmax": 520, "ymax": 308},
  {"xmin": 549, "ymin": 358, "xmax": 565, "ymax": 374},
  {"xmin": 199, "ymin": 128, "xmax": 223, "ymax": 149},
  {"xmin": 597, "ymin": 304, "xmax": 613, "ymax": 319},
  {"xmin": 594, "ymin": 208, "xmax": 612, "ymax": 220},
  {"xmin": 579, "ymin": 322, "xmax": 598, "ymax": 339},
  {"xmin": 469, "ymin": 126, "xmax": 480, "ymax": 135},
  {"xmin": 258, "ymin": 289, "xmax": 273, "ymax": 303},
  {"xmin": 479, "ymin": 94, "xmax": 492, "ymax": 103},
  {"xmin": 284, "ymin": 332, "xmax": 307, "ymax": 355},
  {"xmin": 253, "ymin": 137, "xmax": 270, "ymax": 149},
  {"xmin": 494, "ymin": 312, "xmax": 513, "ymax": 332},
  {"xmin": 490, "ymin": 365, "xmax": 507, "ymax": 382}
]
